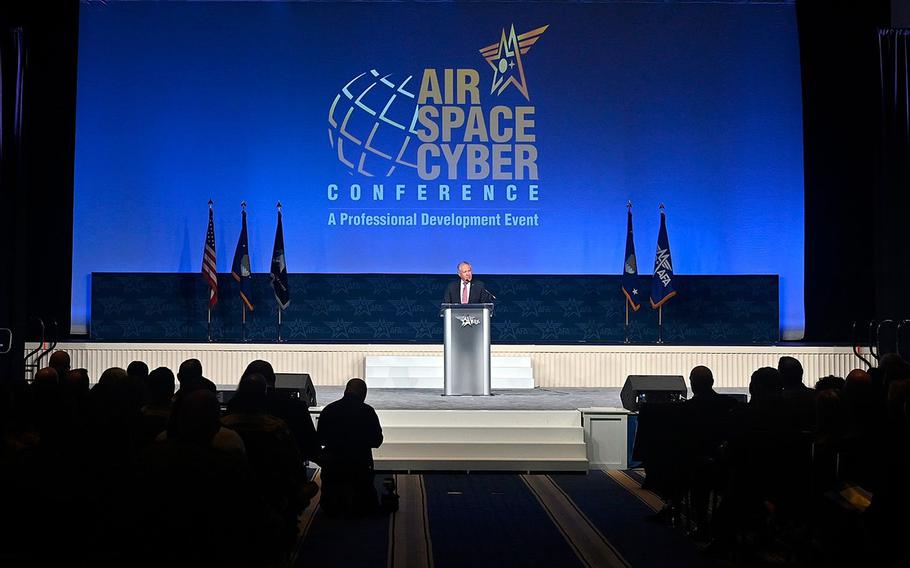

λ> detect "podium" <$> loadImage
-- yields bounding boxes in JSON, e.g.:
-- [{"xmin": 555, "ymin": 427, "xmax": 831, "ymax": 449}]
[{"xmin": 440, "ymin": 303, "xmax": 493, "ymax": 396}]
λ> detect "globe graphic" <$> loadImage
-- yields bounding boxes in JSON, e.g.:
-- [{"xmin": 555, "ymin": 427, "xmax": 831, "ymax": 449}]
[{"xmin": 328, "ymin": 70, "xmax": 420, "ymax": 177}]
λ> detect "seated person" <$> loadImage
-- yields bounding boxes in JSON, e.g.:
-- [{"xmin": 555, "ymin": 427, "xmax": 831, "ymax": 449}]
[{"xmin": 317, "ymin": 378, "xmax": 383, "ymax": 516}]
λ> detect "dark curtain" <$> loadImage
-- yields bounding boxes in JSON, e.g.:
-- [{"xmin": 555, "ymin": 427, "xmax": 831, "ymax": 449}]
[
  {"xmin": 0, "ymin": 2, "xmax": 79, "ymax": 381},
  {"xmin": 874, "ymin": 29, "xmax": 910, "ymax": 322},
  {"xmin": 798, "ymin": 0, "xmax": 889, "ymax": 342}
]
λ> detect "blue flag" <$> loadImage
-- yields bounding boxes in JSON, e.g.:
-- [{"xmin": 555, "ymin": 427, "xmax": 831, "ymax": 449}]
[
  {"xmin": 231, "ymin": 206, "xmax": 254, "ymax": 311},
  {"xmin": 620, "ymin": 205, "xmax": 640, "ymax": 311},
  {"xmin": 650, "ymin": 207, "xmax": 677, "ymax": 309},
  {"xmin": 270, "ymin": 208, "xmax": 290, "ymax": 310}
]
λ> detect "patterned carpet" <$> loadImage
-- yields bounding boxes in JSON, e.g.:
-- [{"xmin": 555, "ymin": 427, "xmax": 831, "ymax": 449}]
[{"xmin": 294, "ymin": 468, "xmax": 720, "ymax": 568}]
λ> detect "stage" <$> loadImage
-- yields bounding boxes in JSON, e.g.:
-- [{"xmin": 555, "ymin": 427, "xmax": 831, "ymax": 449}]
[
  {"xmin": 26, "ymin": 341, "xmax": 855, "ymax": 471},
  {"xmin": 29, "ymin": 341, "xmax": 866, "ymax": 390}
]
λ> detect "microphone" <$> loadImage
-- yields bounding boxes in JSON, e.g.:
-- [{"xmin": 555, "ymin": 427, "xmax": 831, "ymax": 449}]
[{"xmin": 481, "ymin": 288, "xmax": 497, "ymax": 301}]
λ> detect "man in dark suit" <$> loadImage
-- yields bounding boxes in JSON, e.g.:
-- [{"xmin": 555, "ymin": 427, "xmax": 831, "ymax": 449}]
[
  {"xmin": 443, "ymin": 261, "xmax": 486, "ymax": 304},
  {"xmin": 317, "ymin": 378, "xmax": 383, "ymax": 516}
]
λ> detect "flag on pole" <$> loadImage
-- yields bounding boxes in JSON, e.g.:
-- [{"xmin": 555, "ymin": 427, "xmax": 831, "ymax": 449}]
[
  {"xmin": 201, "ymin": 201, "xmax": 218, "ymax": 309},
  {"xmin": 231, "ymin": 203, "xmax": 254, "ymax": 311},
  {"xmin": 270, "ymin": 204, "xmax": 290, "ymax": 310},
  {"xmin": 650, "ymin": 204, "xmax": 677, "ymax": 309},
  {"xmin": 620, "ymin": 202, "xmax": 640, "ymax": 311}
]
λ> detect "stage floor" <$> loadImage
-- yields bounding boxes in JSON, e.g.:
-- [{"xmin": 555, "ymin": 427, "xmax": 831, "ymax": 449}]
[{"xmin": 309, "ymin": 386, "xmax": 750, "ymax": 411}]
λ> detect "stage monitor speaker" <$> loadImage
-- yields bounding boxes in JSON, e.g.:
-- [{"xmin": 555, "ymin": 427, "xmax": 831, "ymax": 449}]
[
  {"xmin": 275, "ymin": 373, "xmax": 317, "ymax": 407},
  {"xmin": 620, "ymin": 375, "xmax": 687, "ymax": 412}
]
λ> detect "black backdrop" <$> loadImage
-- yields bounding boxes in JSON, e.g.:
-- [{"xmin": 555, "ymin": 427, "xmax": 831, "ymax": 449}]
[{"xmin": 0, "ymin": 0, "xmax": 903, "ymax": 379}]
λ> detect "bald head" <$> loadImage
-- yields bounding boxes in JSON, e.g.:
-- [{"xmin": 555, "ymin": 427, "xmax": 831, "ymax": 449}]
[
  {"xmin": 49, "ymin": 351, "xmax": 71, "ymax": 376},
  {"xmin": 177, "ymin": 359, "xmax": 203, "ymax": 385},
  {"xmin": 34, "ymin": 367, "xmax": 59, "ymax": 385},
  {"xmin": 344, "ymin": 378, "xmax": 368, "ymax": 401},
  {"xmin": 778, "ymin": 356, "xmax": 804, "ymax": 388},
  {"xmin": 689, "ymin": 365, "xmax": 714, "ymax": 396}
]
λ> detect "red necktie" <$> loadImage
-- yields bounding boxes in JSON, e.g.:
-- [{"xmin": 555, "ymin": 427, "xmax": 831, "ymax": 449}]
[{"xmin": 461, "ymin": 283, "xmax": 468, "ymax": 304}]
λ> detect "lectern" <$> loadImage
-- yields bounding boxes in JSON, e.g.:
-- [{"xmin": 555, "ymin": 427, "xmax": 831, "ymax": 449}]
[{"xmin": 440, "ymin": 303, "xmax": 493, "ymax": 395}]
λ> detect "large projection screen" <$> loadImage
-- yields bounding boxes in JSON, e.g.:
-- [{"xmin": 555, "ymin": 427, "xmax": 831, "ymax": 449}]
[{"xmin": 73, "ymin": 1, "xmax": 804, "ymax": 338}]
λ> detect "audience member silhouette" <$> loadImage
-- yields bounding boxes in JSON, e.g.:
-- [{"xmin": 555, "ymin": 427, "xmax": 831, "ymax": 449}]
[
  {"xmin": 137, "ymin": 366, "xmax": 175, "ymax": 447},
  {"xmin": 317, "ymin": 378, "xmax": 383, "ymax": 516},
  {"xmin": 243, "ymin": 359, "xmax": 319, "ymax": 462},
  {"xmin": 48, "ymin": 350, "xmax": 71, "ymax": 383},
  {"xmin": 175, "ymin": 358, "xmax": 217, "ymax": 395},
  {"xmin": 779, "ymin": 355, "xmax": 816, "ymax": 430},
  {"xmin": 138, "ymin": 389, "xmax": 282, "ymax": 566},
  {"xmin": 223, "ymin": 373, "xmax": 314, "ymax": 546}
]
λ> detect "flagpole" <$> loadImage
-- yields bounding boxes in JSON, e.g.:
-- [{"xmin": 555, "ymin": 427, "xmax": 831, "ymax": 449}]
[
  {"xmin": 276, "ymin": 201, "xmax": 284, "ymax": 342},
  {"xmin": 242, "ymin": 304, "xmax": 247, "ymax": 342},
  {"xmin": 657, "ymin": 305, "xmax": 663, "ymax": 344},
  {"xmin": 624, "ymin": 299, "xmax": 630, "ymax": 344},
  {"xmin": 240, "ymin": 200, "xmax": 248, "ymax": 343},
  {"xmin": 207, "ymin": 199, "xmax": 214, "ymax": 342}
]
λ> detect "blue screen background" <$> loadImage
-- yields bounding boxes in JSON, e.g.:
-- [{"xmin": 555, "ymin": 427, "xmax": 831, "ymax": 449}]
[{"xmin": 73, "ymin": 1, "xmax": 804, "ymax": 337}]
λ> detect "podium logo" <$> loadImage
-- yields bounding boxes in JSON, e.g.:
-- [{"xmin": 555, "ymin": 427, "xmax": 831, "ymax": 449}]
[{"xmin": 456, "ymin": 315, "xmax": 481, "ymax": 327}]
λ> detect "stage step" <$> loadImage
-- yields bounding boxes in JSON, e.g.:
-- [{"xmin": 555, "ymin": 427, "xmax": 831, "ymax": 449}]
[
  {"xmin": 365, "ymin": 355, "xmax": 534, "ymax": 389},
  {"xmin": 380, "ymin": 426, "xmax": 583, "ymax": 443},
  {"xmin": 367, "ymin": 409, "xmax": 587, "ymax": 472}
]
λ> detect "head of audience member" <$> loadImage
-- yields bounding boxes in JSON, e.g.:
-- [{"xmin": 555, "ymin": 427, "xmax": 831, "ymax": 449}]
[
  {"xmin": 64, "ymin": 368, "xmax": 91, "ymax": 400},
  {"xmin": 229, "ymin": 373, "xmax": 268, "ymax": 413},
  {"xmin": 98, "ymin": 366, "xmax": 128, "ymax": 386},
  {"xmin": 146, "ymin": 367, "xmax": 176, "ymax": 406},
  {"xmin": 815, "ymin": 375, "xmax": 845, "ymax": 392},
  {"xmin": 92, "ymin": 366, "xmax": 145, "ymax": 417},
  {"xmin": 816, "ymin": 388, "xmax": 847, "ymax": 439},
  {"xmin": 49, "ymin": 350, "xmax": 71, "ymax": 379},
  {"xmin": 177, "ymin": 359, "xmax": 204, "ymax": 387},
  {"xmin": 887, "ymin": 378, "xmax": 910, "ymax": 423},
  {"xmin": 878, "ymin": 353, "xmax": 908, "ymax": 384},
  {"xmin": 777, "ymin": 356, "xmax": 804, "ymax": 389},
  {"xmin": 344, "ymin": 378, "xmax": 368, "ymax": 402},
  {"xmin": 749, "ymin": 367, "xmax": 783, "ymax": 401},
  {"xmin": 171, "ymin": 389, "xmax": 222, "ymax": 446},
  {"xmin": 844, "ymin": 369, "xmax": 875, "ymax": 401},
  {"xmin": 689, "ymin": 366, "xmax": 715, "ymax": 397},
  {"xmin": 127, "ymin": 360, "xmax": 149, "ymax": 382},
  {"xmin": 244, "ymin": 360, "xmax": 277, "ymax": 387},
  {"xmin": 33, "ymin": 366, "xmax": 59, "ymax": 387},
  {"xmin": 32, "ymin": 367, "xmax": 61, "ymax": 406}
]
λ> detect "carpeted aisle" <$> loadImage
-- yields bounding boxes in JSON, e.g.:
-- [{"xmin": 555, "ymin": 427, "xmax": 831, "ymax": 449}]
[
  {"xmin": 549, "ymin": 470, "xmax": 717, "ymax": 568},
  {"xmin": 422, "ymin": 473, "xmax": 584, "ymax": 568},
  {"xmin": 294, "ymin": 470, "xmax": 716, "ymax": 568}
]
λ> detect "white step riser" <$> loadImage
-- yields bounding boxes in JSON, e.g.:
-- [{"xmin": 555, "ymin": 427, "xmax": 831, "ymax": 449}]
[
  {"xmin": 368, "ymin": 377, "xmax": 534, "ymax": 389},
  {"xmin": 374, "ymin": 458, "xmax": 589, "ymax": 472},
  {"xmin": 366, "ymin": 355, "xmax": 534, "ymax": 389},
  {"xmin": 381, "ymin": 427, "xmax": 584, "ymax": 443},
  {"xmin": 374, "ymin": 443, "xmax": 587, "ymax": 460},
  {"xmin": 373, "ymin": 410, "xmax": 582, "ymax": 428}
]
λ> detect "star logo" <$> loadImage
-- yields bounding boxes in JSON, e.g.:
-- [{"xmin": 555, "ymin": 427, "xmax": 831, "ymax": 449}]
[
  {"xmin": 494, "ymin": 320, "xmax": 524, "ymax": 340},
  {"xmin": 479, "ymin": 24, "xmax": 548, "ymax": 101},
  {"xmin": 367, "ymin": 319, "xmax": 396, "ymax": 338},
  {"xmin": 557, "ymin": 298, "xmax": 585, "ymax": 318},
  {"xmin": 389, "ymin": 298, "xmax": 419, "ymax": 317},
  {"xmin": 409, "ymin": 320, "xmax": 437, "ymax": 339},
  {"xmin": 347, "ymin": 298, "xmax": 382, "ymax": 316}
]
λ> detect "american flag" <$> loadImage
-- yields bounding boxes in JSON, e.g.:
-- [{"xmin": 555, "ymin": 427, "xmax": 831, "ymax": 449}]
[{"xmin": 202, "ymin": 204, "xmax": 218, "ymax": 308}]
